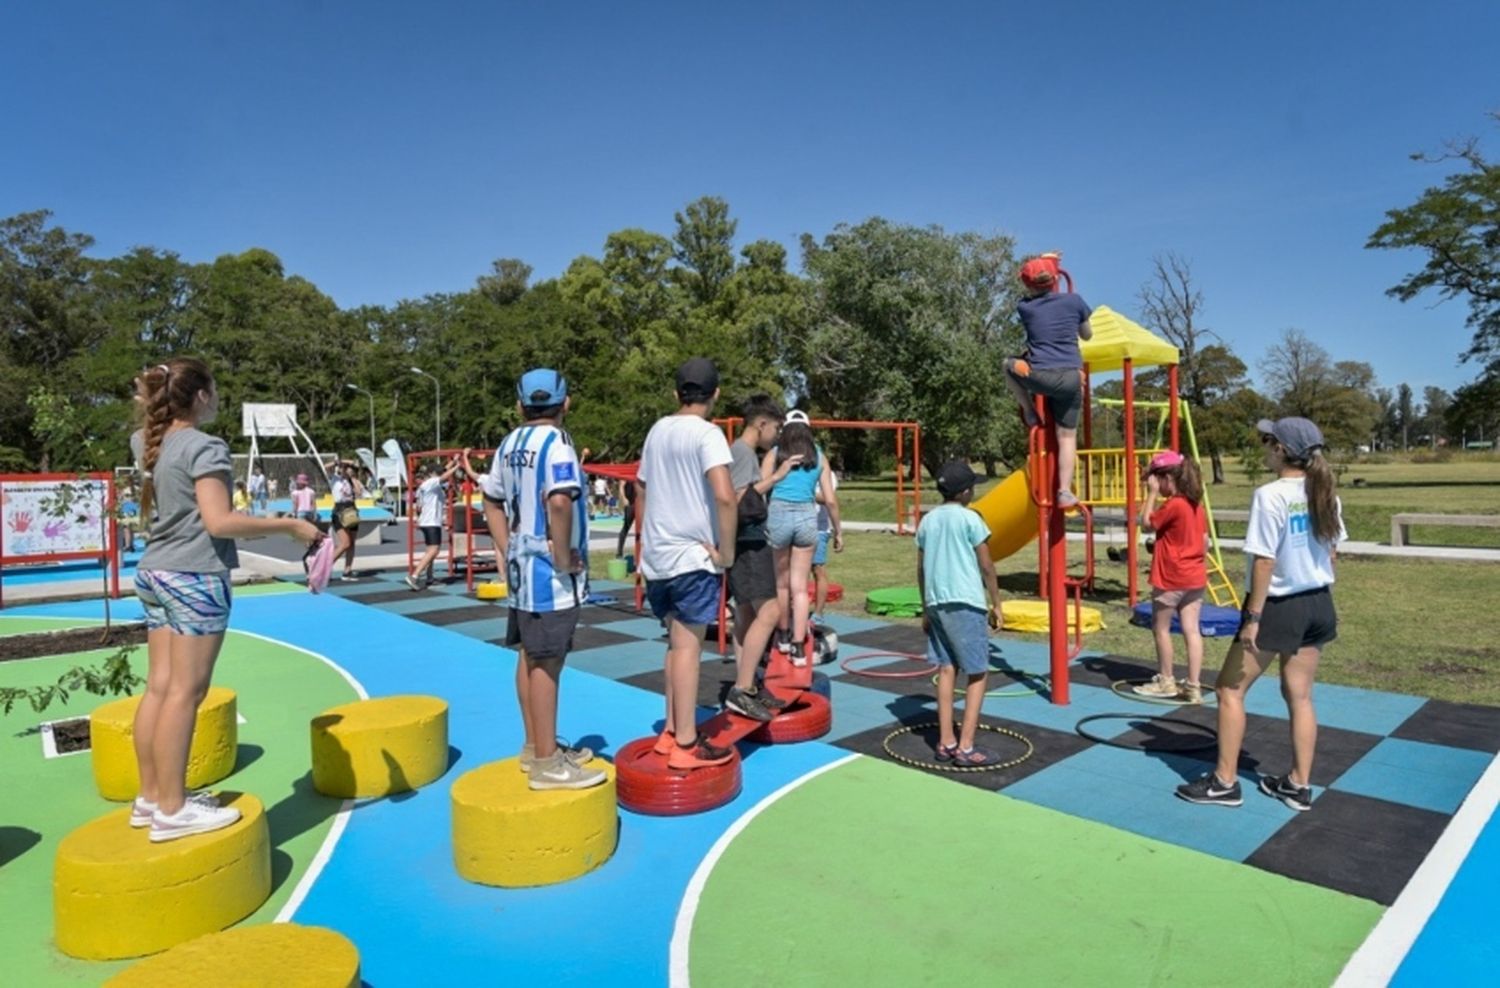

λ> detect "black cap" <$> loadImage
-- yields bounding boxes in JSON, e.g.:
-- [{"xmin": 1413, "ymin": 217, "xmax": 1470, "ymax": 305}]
[
  {"xmin": 936, "ymin": 459, "xmax": 978, "ymax": 497},
  {"xmin": 676, "ymin": 357, "xmax": 719, "ymax": 401}
]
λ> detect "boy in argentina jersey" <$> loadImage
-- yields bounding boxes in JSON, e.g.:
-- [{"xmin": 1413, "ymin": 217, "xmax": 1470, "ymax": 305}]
[{"xmin": 474, "ymin": 369, "xmax": 605, "ymax": 791}]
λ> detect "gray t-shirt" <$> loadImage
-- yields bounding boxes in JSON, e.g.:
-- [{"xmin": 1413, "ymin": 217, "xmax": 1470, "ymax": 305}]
[
  {"xmin": 729, "ymin": 438, "xmax": 767, "ymax": 543},
  {"xmin": 132, "ymin": 429, "xmax": 240, "ymax": 573}
]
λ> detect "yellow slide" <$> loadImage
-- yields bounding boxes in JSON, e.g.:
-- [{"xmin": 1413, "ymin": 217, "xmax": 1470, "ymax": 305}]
[{"xmin": 972, "ymin": 468, "xmax": 1038, "ymax": 562}]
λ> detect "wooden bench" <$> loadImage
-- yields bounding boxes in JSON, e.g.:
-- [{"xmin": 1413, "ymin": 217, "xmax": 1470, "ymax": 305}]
[{"xmin": 1391, "ymin": 512, "xmax": 1500, "ymax": 547}]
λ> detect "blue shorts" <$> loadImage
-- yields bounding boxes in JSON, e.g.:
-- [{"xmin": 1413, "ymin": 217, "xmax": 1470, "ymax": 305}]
[
  {"xmin": 135, "ymin": 570, "xmax": 233, "ymax": 636},
  {"xmin": 768, "ymin": 502, "xmax": 818, "ymax": 549},
  {"xmin": 812, "ymin": 530, "xmax": 831, "ymax": 566},
  {"xmin": 926, "ymin": 604, "xmax": 990, "ymax": 675},
  {"xmin": 646, "ymin": 570, "xmax": 722, "ymax": 627}
]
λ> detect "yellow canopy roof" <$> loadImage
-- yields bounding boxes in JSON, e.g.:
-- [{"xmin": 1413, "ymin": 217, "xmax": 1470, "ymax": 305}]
[{"xmin": 1079, "ymin": 305, "xmax": 1179, "ymax": 372}]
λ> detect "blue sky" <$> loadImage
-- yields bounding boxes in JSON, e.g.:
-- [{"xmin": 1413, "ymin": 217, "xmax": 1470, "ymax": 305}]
[{"xmin": 3, "ymin": 1, "xmax": 1497, "ymax": 396}]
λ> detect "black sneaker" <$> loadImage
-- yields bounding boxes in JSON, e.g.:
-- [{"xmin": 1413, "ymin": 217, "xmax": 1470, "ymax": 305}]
[
  {"xmin": 750, "ymin": 687, "xmax": 789, "ymax": 711},
  {"xmin": 1258, "ymin": 774, "xmax": 1313, "ymax": 812},
  {"xmin": 1176, "ymin": 773, "xmax": 1243, "ymax": 807},
  {"xmin": 724, "ymin": 686, "xmax": 774, "ymax": 723}
]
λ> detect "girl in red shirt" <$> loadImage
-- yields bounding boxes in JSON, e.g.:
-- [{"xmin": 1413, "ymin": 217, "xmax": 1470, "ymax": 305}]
[{"xmin": 1135, "ymin": 451, "xmax": 1208, "ymax": 702}]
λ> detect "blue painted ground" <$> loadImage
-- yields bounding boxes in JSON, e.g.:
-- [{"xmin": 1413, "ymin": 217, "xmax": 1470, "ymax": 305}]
[
  {"xmin": 7, "ymin": 590, "xmax": 845, "ymax": 985},
  {"xmin": 1393, "ymin": 797, "xmax": 1500, "ymax": 985}
]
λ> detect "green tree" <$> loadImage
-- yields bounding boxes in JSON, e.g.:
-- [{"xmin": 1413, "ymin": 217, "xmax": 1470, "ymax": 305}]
[
  {"xmin": 673, "ymin": 196, "xmax": 737, "ymax": 307},
  {"xmin": 1260, "ymin": 330, "xmax": 1381, "ymax": 450}
]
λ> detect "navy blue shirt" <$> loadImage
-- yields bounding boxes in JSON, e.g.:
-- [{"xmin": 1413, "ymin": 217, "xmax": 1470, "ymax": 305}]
[{"xmin": 1017, "ymin": 292, "xmax": 1092, "ymax": 370}]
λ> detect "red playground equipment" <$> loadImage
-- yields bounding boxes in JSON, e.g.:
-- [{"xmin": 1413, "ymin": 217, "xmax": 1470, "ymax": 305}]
[{"xmin": 404, "ymin": 448, "xmax": 497, "ymax": 592}]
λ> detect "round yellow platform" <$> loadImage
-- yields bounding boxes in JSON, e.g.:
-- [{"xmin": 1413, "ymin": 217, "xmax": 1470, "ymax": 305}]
[
  {"xmin": 474, "ymin": 580, "xmax": 508, "ymax": 600},
  {"xmin": 310, "ymin": 695, "xmax": 449, "ymax": 798},
  {"xmin": 105, "ymin": 923, "xmax": 360, "ymax": 987},
  {"xmin": 1001, "ymin": 598, "xmax": 1106, "ymax": 634},
  {"xmin": 451, "ymin": 757, "xmax": 618, "ymax": 887},
  {"xmin": 54, "ymin": 793, "xmax": 271, "ymax": 960},
  {"xmin": 91, "ymin": 687, "xmax": 238, "ymax": 801}
]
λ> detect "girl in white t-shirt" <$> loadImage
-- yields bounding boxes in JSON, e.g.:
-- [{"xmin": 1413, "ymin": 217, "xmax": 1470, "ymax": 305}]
[
  {"xmin": 405, "ymin": 454, "xmax": 466, "ymax": 591},
  {"xmin": 1178, "ymin": 416, "xmax": 1345, "ymax": 813}
]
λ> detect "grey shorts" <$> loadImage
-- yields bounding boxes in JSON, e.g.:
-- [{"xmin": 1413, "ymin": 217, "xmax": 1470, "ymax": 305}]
[
  {"xmin": 768, "ymin": 502, "xmax": 818, "ymax": 549},
  {"xmin": 506, "ymin": 607, "xmax": 579, "ymax": 661},
  {"xmin": 1007, "ymin": 359, "xmax": 1083, "ymax": 429},
  {"xmin": 1152, "ymin": 587, "xmax": 1205, "ymax": 609},
  {"xmin": 729, "ymin": 540, "xmax": 776, "ymax": 606},
  {"xmin": 926, "ymin": 603, "xmax": 991, "ymax": 675}
]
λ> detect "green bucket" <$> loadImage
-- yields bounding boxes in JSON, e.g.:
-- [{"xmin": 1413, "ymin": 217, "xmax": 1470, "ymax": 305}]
[{"xmin": 606, "ymin": 557, "xmax": 629, "ymax": 582}]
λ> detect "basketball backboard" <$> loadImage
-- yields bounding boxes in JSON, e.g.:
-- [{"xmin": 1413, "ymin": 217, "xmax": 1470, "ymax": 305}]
[{"xmin": 242, "ymin": 403, "xmax": 299, "ymax": 438}]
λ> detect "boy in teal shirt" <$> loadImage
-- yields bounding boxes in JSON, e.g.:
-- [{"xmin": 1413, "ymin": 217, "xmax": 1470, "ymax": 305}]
[{"xmin": 917, "ymin": 460, "xmax": 1003, "ymax": 766}]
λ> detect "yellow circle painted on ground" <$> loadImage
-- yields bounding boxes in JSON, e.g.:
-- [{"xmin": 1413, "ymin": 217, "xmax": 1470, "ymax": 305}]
[
  {"xmin": 104, "ymin": 923, "xmax": 360, "ymax": 987},
  {"xmin": 54, "ymin": 793, "xmax": 271, "ymax": 960},
  {"xmin": 310, "ymin": 695, "xmax": 449, "ymax": 798},
  {"xmin": 451, "ymin": 757, "xmax": 618, "ymax": 887},
  {"xmin": 90, "ymin": 687, "xmax": 238, "ymax": 802}
]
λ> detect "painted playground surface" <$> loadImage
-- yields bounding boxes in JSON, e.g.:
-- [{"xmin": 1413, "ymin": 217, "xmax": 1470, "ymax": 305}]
[{"xmin": 2, "ymin": 577, "xmax": 1498, "ymax": 986}]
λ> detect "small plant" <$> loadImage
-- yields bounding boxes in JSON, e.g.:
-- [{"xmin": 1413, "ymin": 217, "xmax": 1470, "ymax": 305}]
[{"xmin": 0, "ymin": 643, "xmax": 140, "ymax": 715}]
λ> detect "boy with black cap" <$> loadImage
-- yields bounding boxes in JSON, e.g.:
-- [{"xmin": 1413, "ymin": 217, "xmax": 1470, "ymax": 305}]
[
  {"xmin": 637, "ymin": 357, "xmax": 740, "ymax": 769},
  {"xmin": 917, "ymin": 459, "xmax": 1004, "ymax": 766},
  {"xmin": 474, "ymin": 368, "xmax": 605, "ymax": 790}
]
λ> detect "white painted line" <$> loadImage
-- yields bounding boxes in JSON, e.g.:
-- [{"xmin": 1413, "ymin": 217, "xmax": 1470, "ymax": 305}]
[
  {"xmin": 237, "ymin": 712, "xmax": 247, "ymax": 725},
  {"xmin": 668, "ymin": 753, "xmax": 860, "ymax": 988},
  {"xmin": 1334, "ymin": 749, "xmax": 1500, "ymax": 986},
  {"xmin": 230, "ymin": 629, "xmax": 369, "ymax": 701}
]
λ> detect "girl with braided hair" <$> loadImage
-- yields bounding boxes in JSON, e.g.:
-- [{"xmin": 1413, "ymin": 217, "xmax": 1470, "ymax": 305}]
[{"xmin": 130, "ymin": 358, "xmax": 321, "ymax": 841}]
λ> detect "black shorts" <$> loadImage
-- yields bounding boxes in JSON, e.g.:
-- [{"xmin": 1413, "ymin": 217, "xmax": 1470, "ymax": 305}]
[
  {"xmin": 506, "ymin": 607, "xmax": 579, "ymax": 661},
  {"xmin": 420, "ymin": 525, "xmax": 442, "ymax": 547},
  {"xmin": 728, "ymin": 540, "xmax": 776, "ymax": 607},
  {"xmin": 1238, "ymin": 586, "xmax": 1337, "ymax": 655},
  {"xmin": 1007, "ymin": 360, "xmax": 1084, "ymax": 429}
]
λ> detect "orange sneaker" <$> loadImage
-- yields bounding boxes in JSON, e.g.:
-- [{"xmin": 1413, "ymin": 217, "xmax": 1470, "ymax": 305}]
[
  {"xmin": 667, "ymin": 737, "xmax": 734, "ymax": 770},
  {"xmin": 652, "ymin": 729, "xmax": 675, "ymax": 756}
]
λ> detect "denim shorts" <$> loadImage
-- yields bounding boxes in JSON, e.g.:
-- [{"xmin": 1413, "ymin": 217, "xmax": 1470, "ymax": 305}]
[
  {"xmin": 646, "ymin": 570, "xmax": 722, "ymax": 626},
  {"xmin": 768, "ymin": 502, "xmax": 818, "ymax": 549},
  {"xmin": 135, "ymin": 569, "xmax": 233, "ymax": 636},
  {"xmin": 812, "ymin": 530, "xmax": 831, "ymax": 566},
  {"xmin": 926, "ymin": 603, "xmax": 990, "ymax": 675}
]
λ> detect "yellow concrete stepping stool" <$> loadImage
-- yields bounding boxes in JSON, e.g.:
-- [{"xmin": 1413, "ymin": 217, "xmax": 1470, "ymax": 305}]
[
  {"xmin": 451, "ymin": 757, "xmax": 617, "ymax": 887},
  {"xmin": 105, "ymin": 923, "xmax": 360, "ymax": 987},
  {"xmin": 91, "ymin": 687, "xmax": 238, "ymax": 801},
  {"xmin": 310, "ymin": 695, "xmax": 448, "ymax": 798},
  {"xmin": 54, "ymin": 793, "xmax": 270, "ymax": 960}
]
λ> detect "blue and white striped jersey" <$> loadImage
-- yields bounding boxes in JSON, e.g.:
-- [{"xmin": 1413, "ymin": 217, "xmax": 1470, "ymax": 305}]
[{"xmin": 480, "ymin": 423, "xmax": 587, "ymax": 613}]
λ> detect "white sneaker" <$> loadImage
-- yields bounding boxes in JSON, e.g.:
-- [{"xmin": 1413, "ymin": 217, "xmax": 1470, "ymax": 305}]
[
  {"xmin": 518, "ymin": 742, "xmax": 596, "ymax": 773},
  {"xmin": 528, "ymin": 753, "xmax": 607, "ymax": 791},
  {"xmin": 149, "ymin": 801, "xmax": 241, "ymax": 842},
  {"xmin": 404, "ymin": 574, "xmax": 421, "ymax": 592},
  {"xmin": 1133, "ymin": 674, "xmax": 1179, "ymax": 697},
  {"xmin": 131, "ymin": 790, "xmax": 220, "ymax": 828}
]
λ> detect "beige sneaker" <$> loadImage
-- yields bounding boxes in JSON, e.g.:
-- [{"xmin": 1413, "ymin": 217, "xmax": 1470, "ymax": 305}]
[
  {"xmin": 528, "ymin": 752, "xmax": 607, "ymax": 791},
  {"xmin": 1181, "ymin": 682, "xmax": 1203, "ymax": 704},
  {"xmin": 1133, "ymin": 674, "xmax": 1179, "ymax": 697},
  {"xmin": 519, "ymin": 742, "xmax": 595, "ymax": 773}
]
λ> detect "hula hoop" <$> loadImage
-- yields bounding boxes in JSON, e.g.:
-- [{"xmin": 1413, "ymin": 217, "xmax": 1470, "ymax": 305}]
[
  {"xmin": 840, "ymin": 651, "xmax": 938, "ymax": 679},
  {"xmin": 882, "ymin": 722, "xmax": 1033, "ymax": 773},
  {"xmin": 1074, "ymin": 713, "xmax": 1218, "ymax": 753},
  {"xmin": 929, "ymin": 669, "xmax": 1052, "ymax": 698},
  {"xmin": 1109, "ymin": 679, "xmax": 1218, "ymax": 707}
]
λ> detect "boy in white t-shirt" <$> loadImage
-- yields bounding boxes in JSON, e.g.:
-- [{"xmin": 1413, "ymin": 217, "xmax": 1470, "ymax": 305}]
[
  {"xmin": 637, "ymin": 358, "xmax": 739, "ymax": 770},
  {"xmin": 405, "ymin": 455, "xmax": 465, "ymax": 591}
]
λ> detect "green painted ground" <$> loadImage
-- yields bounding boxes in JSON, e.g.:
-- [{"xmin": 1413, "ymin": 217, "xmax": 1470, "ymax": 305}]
[
  {"xmin": 0, "ymin": 616, "xmax": 360, "ymax": 986},
  {"xmin": 690, "ymin": 757, "xmax": 1382, "ymax": 987}
]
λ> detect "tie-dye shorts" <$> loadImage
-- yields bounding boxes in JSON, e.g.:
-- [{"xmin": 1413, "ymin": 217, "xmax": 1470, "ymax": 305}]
[{"xmin": 134, "ymin": 570, "xmax": 233, "ymax": 636}]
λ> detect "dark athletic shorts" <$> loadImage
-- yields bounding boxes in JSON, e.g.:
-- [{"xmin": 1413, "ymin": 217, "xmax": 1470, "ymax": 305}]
[
  {"xmin": 646, "ymin": 570, "xmax": 722, "ymax": 627},
  {"xmin": 420, "ymin": 525, "xmax": 442, "ymax": 547},
  {"xmin": 506, "ymin": 607, "xmax": 579, "ymax": 661},
  {"xmin": 1007, "ymin": 359, "xmax": 1084, "ymax": 429},
  {"xmin": 1236, "ymin": 586, "xmax": 1337, "ymax": 655},
  {"xmin": 729, "ymin": 540, "xmax": 776, "ymax": 607}
]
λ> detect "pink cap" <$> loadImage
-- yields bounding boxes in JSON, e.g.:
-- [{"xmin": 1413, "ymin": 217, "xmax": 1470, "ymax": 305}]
[{"xmin": 1148, "ymin": 451, "xmax": 1184, "ymax": 473}]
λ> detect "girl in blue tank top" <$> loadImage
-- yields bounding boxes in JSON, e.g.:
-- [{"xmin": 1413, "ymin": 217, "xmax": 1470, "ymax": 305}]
[{"xmin": 761, "ymin": 413, "xmax": 843, "ymax": 666}]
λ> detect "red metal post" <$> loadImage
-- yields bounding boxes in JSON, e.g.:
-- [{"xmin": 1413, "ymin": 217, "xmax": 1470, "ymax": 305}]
[
  {"xmin": 464, "ymin": 476, "xmax": 475, "ymax": 593},
  {"xmin": 895, "ymin": 426, "xmax": 905, "ymax": 535},
  {"xmin": 108, "ymin": 476, "xmax": 120, "ymax": 599},
  {"xmin": 1123, "ymin": 359, "xmax": 1139, "ymax": 607},
  {"xmin": 1168, "ymin": 363, "xmax": 1181, "ymax": 453},
  {"xmin": 912, "ymin": 425, "xmax": 922, "ymax": 528},
  {"xmin": 406, "ymin": 453, "xmax": 416, "ymax": 576},
  {"xmin": 1043, "ymin": 412, "xmax": 1070, "ymax": 705}
]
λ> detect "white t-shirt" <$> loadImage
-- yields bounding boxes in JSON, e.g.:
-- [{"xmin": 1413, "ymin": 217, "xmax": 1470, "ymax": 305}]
[
  {"xmin": 593, "ymin": 477, "xmax": 608, "ymax": 497},
  {"xmin": 416, "ymin": 477, "xmax": 445, "ymax": 528},
  {"xmin": 637, "ymin": 414, "xmax": 733, "ymax": 580},
  {"xmin": 1243, "ymin": 477, "xmax": 1347, "ymax": 597},
  {"xmin": 480, "ymin": 423, "xmax": 587, "ymax": 612}
]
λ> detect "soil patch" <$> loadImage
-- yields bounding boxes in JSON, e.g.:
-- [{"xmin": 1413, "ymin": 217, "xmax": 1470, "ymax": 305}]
[
  {"xmin": 49, "ymin": 717, "xmax": 91, "ymax": 753},
  {"xmin": 0, "ymin": 623, "xmax": 147, "ymax": 663}
]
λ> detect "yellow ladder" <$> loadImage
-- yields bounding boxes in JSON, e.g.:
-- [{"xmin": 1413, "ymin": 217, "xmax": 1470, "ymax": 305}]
[{"xmin": 1180, "ymin": 402, "xmax": 1241, "ymax": 608}]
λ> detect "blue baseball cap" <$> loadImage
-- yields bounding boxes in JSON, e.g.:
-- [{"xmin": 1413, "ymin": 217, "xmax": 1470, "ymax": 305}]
[{"xmin": 517, "ymin": 368, "xmax": 567, "ymax": 405}]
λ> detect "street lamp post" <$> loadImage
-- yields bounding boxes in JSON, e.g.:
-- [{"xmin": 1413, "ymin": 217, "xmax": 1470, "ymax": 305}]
[
  {"xmin": 345, "ymin": 383, "xmax": 376, "ymax": 461},
  {"xmin": 410, "ymin": 367, "xmax": 441, "ymax": 450}
]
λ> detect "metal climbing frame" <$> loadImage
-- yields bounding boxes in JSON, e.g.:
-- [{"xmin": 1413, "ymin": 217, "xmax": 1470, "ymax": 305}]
[{"xmin": 405, "ymin": 448, "xmax": 498, "ymax": 593}]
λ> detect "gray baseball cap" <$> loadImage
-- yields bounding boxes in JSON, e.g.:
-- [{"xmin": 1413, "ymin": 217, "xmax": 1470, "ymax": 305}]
[{"xmin": 1256, "ymin": 417, "xmax": 1325, "ymax": 459}]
